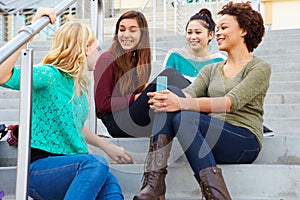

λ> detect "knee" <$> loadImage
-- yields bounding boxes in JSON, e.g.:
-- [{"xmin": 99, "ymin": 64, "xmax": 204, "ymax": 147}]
[
  {"xmin": 160, "ymin": 68, "xmax": 178, "ymax": 76},
  {"xmin": 84, "ymin": 154, "xmax": 109, "ymax": 174},
  {"xmin": 98, "ymin": 172, "xmax": 123, "ymax": 200},
  {"xmin": 106, "ymin": 172, "xmax": 121, "ymax": 187},
  {"xmin": 172, "ymin": 111, "xmax": 198, "ymax": 138}
]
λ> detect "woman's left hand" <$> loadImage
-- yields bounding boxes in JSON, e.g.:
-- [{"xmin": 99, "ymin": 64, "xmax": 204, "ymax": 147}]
[{"xmin": 147, "ymin": 90, "xmax": 181, "ymax": 112}]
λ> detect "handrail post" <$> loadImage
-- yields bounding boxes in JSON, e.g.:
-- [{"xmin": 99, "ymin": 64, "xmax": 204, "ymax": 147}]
[
  {"xmin": 91, "ymin": 0, "xmax": 104, "ymax": 49},
  {"xmin": 15, "ymin": 47, "xmax": 33, "ymax": 200},
  {"xmin": 89, "ymin": 0, "xmax": 104, "ymax": 134},
  {"xmin": 163, "ymin": 0, "xmax": 167, "ymax": 32},
  {"xmin": 152, "ymin": 0, "xmax": 156, "ymax": 62},
  {"xmin": 174, "ymin": 0, "xmax": 177, "ymax": 33}
]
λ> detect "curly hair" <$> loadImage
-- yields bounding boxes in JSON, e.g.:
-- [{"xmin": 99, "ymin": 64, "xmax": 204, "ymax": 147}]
[{"xmin": 217, "ymin": 1, "xmax": 265, "ymax": 52}]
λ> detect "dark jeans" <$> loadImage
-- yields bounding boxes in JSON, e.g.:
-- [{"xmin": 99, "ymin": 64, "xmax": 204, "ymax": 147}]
[
  {"xmin": 101, "ymin": 68, "xmax": 190, "ymax": 138},
  {"xmin": 152, "ymin": 86, "xmax": 261, "ymax": 183}
]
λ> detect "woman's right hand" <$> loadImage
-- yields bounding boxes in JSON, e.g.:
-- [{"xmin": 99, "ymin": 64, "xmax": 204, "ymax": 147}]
[
  {"xmin": 32, "ymin": 7, "xmax": 56, "ymax": 24},
  {"xmin": 0, "ymin": 7, "xmax": 56, "ymax": 85}
]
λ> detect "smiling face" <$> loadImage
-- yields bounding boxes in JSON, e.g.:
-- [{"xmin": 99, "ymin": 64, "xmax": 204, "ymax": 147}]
[
  {"xmin": 186, "ymin": 20, "xmax": 213, "ymax": 53},
  {"xmin": 216, "ymin": 14, "xmax": 246, "ymax": 52},
  {"xmin": 117, "ymin": 18, "xmax": 141, "ymax": 51}
]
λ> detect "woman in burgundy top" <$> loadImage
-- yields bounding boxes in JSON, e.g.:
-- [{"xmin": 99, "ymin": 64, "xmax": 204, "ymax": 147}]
[{"xmin": 94, "ymin": 10, "xmax": 189, "ymax": 138}]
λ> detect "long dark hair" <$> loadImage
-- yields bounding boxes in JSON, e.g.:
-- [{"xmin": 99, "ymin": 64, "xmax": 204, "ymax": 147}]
[{"xmin": 109, "ymin": 10, "xmax": 151, "ymax": 96}]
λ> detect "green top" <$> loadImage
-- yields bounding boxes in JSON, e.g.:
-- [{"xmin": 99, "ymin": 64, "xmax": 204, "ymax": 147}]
[
  {"xmin": 164, "ymin": 48, "xmax": 225, "ymax": 82},
  {"xmin": 2, "ymin": 64, "xmax": 89, "ymax": 155},
  {"xmin": 183, "ymin": 56, "xmax": 271, "ymax": 148}
]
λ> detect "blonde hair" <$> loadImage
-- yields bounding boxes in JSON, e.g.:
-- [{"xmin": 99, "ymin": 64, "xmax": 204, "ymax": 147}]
[{"xmin": 42, "ymin": 21, "xmax": 96, "ymax": 92}]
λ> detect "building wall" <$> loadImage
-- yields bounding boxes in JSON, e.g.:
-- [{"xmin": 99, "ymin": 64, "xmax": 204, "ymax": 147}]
[
  {"xmin": 114, "ymin": 0, "xmax": 152, "ymax": 9},
  {"xmin": 261, "ymin": 0, "xmax": 300, "ymax": 30}
]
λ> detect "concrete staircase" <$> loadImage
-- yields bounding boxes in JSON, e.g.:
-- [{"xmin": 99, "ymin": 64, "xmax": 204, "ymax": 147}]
[
  {"xmin": 94, "ymin": 28, "xmax": 300, "ymax": 200},
  {"xmin": 1, "ymin": 8, "xmax": 300, "ymax": 200}
]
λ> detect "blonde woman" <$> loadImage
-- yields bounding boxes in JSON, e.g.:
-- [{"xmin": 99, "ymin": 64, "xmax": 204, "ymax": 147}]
[{"xmin": 0, "ymin": 8, "xmax": 132, "ymax": 200}]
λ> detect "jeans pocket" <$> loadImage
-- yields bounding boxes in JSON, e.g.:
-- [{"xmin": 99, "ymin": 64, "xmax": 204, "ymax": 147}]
[{"xmin": 237, "ymin": 148, "xmax": 260, "ymax": 163}]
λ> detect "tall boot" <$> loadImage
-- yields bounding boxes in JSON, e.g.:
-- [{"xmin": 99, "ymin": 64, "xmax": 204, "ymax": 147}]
[
  {"xmin": 133, "ymin": 134, "xmax": 172, "ymax": 200},
  {"xmin": 140, "ymin": 136, "xmax": 154, "ymax": 190},
  {"xmin": 199, "ymin": 167, "xmax": 232, "ymax": 200}
]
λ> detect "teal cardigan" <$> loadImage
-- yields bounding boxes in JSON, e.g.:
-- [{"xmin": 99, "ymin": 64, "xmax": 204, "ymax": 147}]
[{"xmin": 164, "ymin": 48, "xmax": 225, "ymax": 82}]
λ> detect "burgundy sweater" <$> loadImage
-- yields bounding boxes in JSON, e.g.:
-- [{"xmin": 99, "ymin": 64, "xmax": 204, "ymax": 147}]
[{"xmin": 93, "ymin": 51, "xmax": 135, "ymax": 118}]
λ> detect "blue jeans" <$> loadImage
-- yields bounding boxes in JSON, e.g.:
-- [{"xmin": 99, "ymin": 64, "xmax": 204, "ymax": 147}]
[
  {"xmin": 152, "ymin": 87, "xmax": 260, "ymax": 183},
  {"xmin": 29, "ymin": 154, "xmax": 123, "ymax": 200}
]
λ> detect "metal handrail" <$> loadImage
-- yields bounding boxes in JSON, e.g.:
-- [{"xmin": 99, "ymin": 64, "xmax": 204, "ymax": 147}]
[
  {"xmin": 0, "ymin": 0, "xmax": 16, "ymax": 6},
  {"xmin": 140, "ymin": 0, "xmax": 151, "ymax": 12},
  {"xmin": 0, "ymin": 0, "xmax": 76, "ymax": 64}
]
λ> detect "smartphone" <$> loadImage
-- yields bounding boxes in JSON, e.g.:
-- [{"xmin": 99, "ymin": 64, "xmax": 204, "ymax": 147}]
[{"xmin": 156, "ymin": 76, "xmax": 168, "ymax": 92}]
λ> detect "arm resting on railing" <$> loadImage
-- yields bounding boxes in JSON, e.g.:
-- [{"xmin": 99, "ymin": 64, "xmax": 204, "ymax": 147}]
[
  {"xmin": 0, "ymin": 8, "xmax": 56, "ymax": 85},
  {"xmin": 0, "ymin": 46, "xmax": 24, "ymax": 85}
]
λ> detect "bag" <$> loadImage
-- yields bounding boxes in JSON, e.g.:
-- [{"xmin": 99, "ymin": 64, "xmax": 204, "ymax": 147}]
[
  {"xmin": 0, "ymin": 124, "xmax": 8, "ymax": 140},
  {"xmin": 0, "ymin": 124, "xmax": 19, "ymax": 146},
  {"xmin": 6, "ymin": 125, "xmax": 19, "ymax": 146}
]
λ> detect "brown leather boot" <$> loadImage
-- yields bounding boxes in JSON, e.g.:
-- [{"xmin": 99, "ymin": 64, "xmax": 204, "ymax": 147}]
[
  {"xmin": 140, "ymin": 136, "xmax": 154, "ymax": 190},
  {"xmin": 133, "ymin": 134, "xmax": 172, "ymax": 200},
  {"xmin": 199, "ymin": 167, "xmax": 232, "ymax": 200}
]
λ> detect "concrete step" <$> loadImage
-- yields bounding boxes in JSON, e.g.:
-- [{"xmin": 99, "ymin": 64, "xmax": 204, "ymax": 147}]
[
  {"xmin": 264, "ymin": 118, "xmax": 300, "ymax": 133},
  {"xmin": 254, "ymin": 48, "xmax": 300, "ymax": 56},
  {"xmin": 1, "ymin": 94, "xmax": 299, "ymax": 126},
  {"xmin": 257, "ymin": 39, "xmax": 300, "ymax": 50},
  {"xmin": 2, "ymin": 164, "xmax": 298, "ymax": 199},
  {"xmin": 0, "ymin": 110, "xmax": 19, "ymax": 122},
  {"xmin": 1, "ymin": 136, "xmax": 300, "ymax": 200},
  {"xmin": 0, "ymin": 88, "xmax": 19, "ymax": 99},
  {"xmin": 1, "ymin": 132, "xmax": 299, "ymax": 167},
  {"xmin": 270, "ymin": 63, "xmax": 300, "ymax": 73},
  {"xmin": 88, "ymin": 134, "xmax": 300, "ymax": 165},
  {"xmin": 0, "ymin": 166, "xmax": 16, "ymax": 197},
  {"xmin": 271, "ymin": 72, "xmax": 300, "ymax": 82},
  {"xmin": 265, "ymin": 92, "xmax": 300, "ymax": 104},
  {"xmin": 0, "ymin": 99, "xmax": 19, "ymax": 109},
  {"xmin": 260, "ymin": 55, "xmax": 300, "ymax": 65},
  {"xmin": 262, "ymin": 29, "xmax": 300, "ymax": 39},
  {"xmin": 112, "ymin": 163, "xmax": 300, "ymax": 200},
  {"xmin": 1, "ymin": 194, "xmax": 286, "ymax": 200},
  {"xmin": 264, "ymin": 104, "xmax": 300, "ymax": 118},
  {"xmin": 268, "ymin": 81, "xmax": 300, "ymax": 93}
]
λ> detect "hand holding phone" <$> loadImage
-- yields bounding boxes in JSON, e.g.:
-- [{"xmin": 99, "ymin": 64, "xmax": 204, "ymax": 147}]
[{"xmin": 156, "ymin": 76, "xmax": 168, "ymax": 92}]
